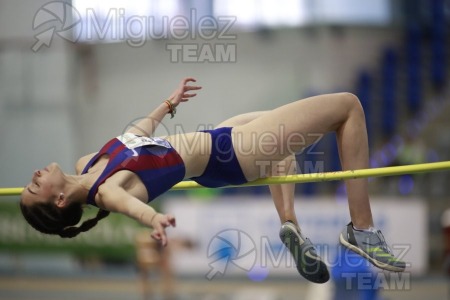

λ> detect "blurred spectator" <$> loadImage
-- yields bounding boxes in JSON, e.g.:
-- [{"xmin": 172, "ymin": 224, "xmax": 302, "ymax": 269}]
[
  {"xmin": 135, "ymin": 230, "xmax": 174, "ymax": 300},
  {"xmin": 135, "ymin": 230, "xmax": 195, "ymax": 300}
]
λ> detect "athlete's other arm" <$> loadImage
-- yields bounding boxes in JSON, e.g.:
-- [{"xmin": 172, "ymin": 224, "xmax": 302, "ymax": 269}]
[
  {"xmin": 97, "ymin": 184, "xmax": 175, "ymax": 246},
  {"xmin": 127, "ymin": 77, "xmax": 202, "ymax": 137}
]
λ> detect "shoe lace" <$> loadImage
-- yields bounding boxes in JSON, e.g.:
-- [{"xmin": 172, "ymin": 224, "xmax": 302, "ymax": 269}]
[{"xmin": 376, "ymin": 230, "xmax": 393, "ymax": 255}]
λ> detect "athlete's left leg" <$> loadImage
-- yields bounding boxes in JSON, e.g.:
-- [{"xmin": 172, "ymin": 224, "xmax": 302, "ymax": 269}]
[
  {"xmin": 267, "ymin": 154, "xmax": 330, "ymax": 283},
  {"xmin": 267, "ymin": 154, "xmax": 298, "ymax": 224},
  {"xmin": 216, "ymin": 112, "xmax": 330, "ymax": 283}
]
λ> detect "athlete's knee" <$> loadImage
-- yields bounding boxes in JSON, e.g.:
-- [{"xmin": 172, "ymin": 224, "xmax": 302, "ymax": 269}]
[
  {"xmin": 340, "ymin": 92, "xmax": 365, "ymax": 117},
  {"xmin": 340, "ymin": 92, "xmax": 360, "ymax": 107}
]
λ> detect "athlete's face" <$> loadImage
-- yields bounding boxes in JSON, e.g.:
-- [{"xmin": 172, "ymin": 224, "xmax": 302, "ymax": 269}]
[{"xmin": 21, "ymin": 163, "xmax": 65, "ymax": 206}]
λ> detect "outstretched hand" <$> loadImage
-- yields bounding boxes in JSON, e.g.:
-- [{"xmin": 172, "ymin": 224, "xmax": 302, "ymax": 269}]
[
  {"xmin": 167, "ymin": 77, "xmax": 202, "ymax": 107},
  {"xmin": 150, "ymin": 213, "xmax": 176, "ymax": 246}
]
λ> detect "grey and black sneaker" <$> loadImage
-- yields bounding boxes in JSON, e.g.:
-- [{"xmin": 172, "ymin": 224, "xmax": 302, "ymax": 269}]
[
  {"xmin": 339, "ymin": 222, "xmax": 406, "ymax": 272},
  {"xmin": 280, "ymin": 221, "xmax": 330, "ymax": 283}
]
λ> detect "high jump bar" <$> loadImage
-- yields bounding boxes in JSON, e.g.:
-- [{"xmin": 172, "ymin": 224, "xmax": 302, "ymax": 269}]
[{"xmin": 1, "ymin": 161, "xmax": 450, "ymax": 196}]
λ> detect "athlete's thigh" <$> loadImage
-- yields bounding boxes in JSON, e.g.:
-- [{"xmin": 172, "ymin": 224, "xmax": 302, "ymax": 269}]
[
  {"xmin": 232, "ymin": 93, "xmax": 356, "ymax": 180},
  {"xmin": 215, "ymin": 111, "xmax": 268, "ymax": 128}
]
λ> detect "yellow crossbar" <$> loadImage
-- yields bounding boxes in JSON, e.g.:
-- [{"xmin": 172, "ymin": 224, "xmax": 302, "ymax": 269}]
[{"xmin": 2, "ymin": 161, "xmax": 450, "ymax": 196}]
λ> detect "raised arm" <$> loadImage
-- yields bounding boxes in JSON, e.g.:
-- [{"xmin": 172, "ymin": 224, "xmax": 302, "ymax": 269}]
[
  {"xmin": 127, "ymin": 77, "xmax": 202, "ymax": 136},
  {"xmin": 97, "ymin": 184, "xmax": 176, "ymax": 246}
]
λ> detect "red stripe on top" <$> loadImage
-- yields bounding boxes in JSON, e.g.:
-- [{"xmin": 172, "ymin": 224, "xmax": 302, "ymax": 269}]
[
  {"xmin": 99, "ymin": 138, "xmax": 119, "ymax": 155},
  {"xmin": 109, "ymin": 142, "xmax": 126, "ymax": 159}
]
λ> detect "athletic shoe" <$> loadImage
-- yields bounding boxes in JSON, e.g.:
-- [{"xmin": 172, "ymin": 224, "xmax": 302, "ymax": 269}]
[
  {"xmin": 279, "ymin": 221, "xmax": 330, "ymax": 283},
  {"xmin": 339, "ymin": 222, "xmax": 406, "ymax": 272}
]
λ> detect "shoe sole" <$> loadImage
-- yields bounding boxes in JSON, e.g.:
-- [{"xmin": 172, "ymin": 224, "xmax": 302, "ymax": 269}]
[
  {"xmin": 339, "ymin": 233, "xmax": 405, "ymax": 272},
  {"xmin": 280, "ymin": 223, "xmax": 330, "ymax": 283}
]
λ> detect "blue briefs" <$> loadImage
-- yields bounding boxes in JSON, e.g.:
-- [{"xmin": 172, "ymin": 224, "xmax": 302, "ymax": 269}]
[{"xmin": 190, "ymin": 127, "xmax": 248, "ymax": 188}]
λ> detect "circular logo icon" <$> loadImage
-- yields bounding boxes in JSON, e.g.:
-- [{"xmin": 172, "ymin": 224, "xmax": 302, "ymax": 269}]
[
  {"xmin": 206, "ymin": 229, "xmax": 257, "ymax": 280},
  {"xmin": 32, "ymin": 1, "xmax": 82, "ymax": 51}
]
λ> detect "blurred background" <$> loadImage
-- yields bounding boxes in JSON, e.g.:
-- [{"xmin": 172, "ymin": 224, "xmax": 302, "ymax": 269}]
[{"xmin": 1, "ymin": 0, "xmax": 450, "ymax": 299}]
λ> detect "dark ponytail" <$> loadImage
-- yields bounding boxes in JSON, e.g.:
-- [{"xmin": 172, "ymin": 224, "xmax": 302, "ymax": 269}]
[
  {"xmin": 20, "ymin": 199, "xmax": 110, "ymax": 238},
  {"xmin": 59, "ymin": 209, "xmax": 110, "ymax": 238}
]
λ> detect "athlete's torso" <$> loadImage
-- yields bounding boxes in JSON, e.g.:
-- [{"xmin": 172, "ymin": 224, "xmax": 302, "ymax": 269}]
[
  {"xmin": 76, "ymin": 153, "xmax": 148, "ymax": 202},
  {"xmin": 80, "ymin": 133, "xmax": 187, "ymax": 206}
]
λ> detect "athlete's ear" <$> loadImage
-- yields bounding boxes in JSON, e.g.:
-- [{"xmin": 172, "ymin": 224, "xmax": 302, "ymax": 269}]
[{"xmin": 55, "ymin": 192, "xmax": 67, "ymax": 208}]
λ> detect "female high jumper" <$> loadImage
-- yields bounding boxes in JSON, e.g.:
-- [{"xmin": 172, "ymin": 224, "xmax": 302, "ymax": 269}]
[{"xmin": 20, "ymin": 78, "xmax": 406, "ymax": 284}]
